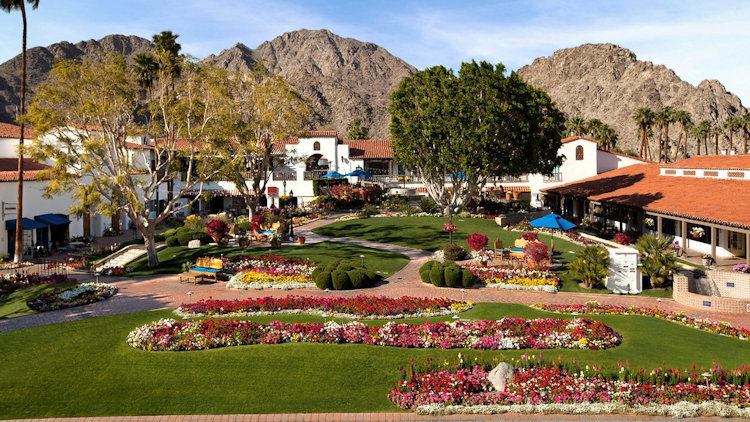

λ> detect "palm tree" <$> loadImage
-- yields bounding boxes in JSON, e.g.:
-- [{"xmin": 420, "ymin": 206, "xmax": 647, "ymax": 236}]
[
  {"xmin": 598, "ymin": 126, "xmax": 618, "ymax": 151},
  {"xmin": 672, "ymin": 110, "xmax": 692, "ymax": 160},
  {"xmin": 132, "ymin": 53, "xmax": 159, "ymax": 99},
  {"xmin": 632, "ymin": 107, "xmax": 655, "ymax": 160},
  {"xmin": 567, "ymin": 116, "xmax": 587, "ymax": 137},
  {"xmin": 711, "ymin": 123, "xmax": 722, "ymax": 155},
  {"xmin": 635, "ymin": 234, "xmax": 679, "ymax": 288},
  {"xmin": 654, "ymin": 106, "xmax": 674, "ymax": 162},
  {"xmin": 723, "ymin": 116, "xmax": 742, "ymax": 153},
  {"xmin": 691, "ymin": 120, "xmax": 711, "ymax": 156},
  {"xmin": 2, "ymin": 0, "xmax": 39, "ymax": 263},
  {"xmin": 566, "ymin": 245, "xmax": 609, "ymax": 289},
  {"xmin": 741, "ymin": 113, "xmax": 750, "ymax": 154}
]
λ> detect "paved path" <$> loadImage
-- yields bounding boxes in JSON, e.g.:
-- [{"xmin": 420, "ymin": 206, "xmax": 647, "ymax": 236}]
[{"xmin": 2, "ymin": 214, "xmax": 749, "ymax": 333}]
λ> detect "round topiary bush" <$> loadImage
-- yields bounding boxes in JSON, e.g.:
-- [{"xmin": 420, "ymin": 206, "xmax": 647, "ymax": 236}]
[
  {"xmin": 443, "ymin": 243, "xmax": 466, "ymax": 261},
  {"xmin": 194, "ymin": 232, "xmax": 212, "ymax": 245},
  {"xmin": 165, "ymin": 236, "xmax": 180, "ymax": 247},
  {"xmin": 419, "ymin": 261, "xmax": 437, "ymax": 283},
  {"xmin": 176, "ymin": 232, "xmax": 193, "ymax": 246},
  {"xmin": 347, "ymin": 269, "xmax": 366, "ymax": 289},
  {"xmin": 429, "ymin": 265, "xmax": 446, "ymax": 287},
  {"xmin": 312, "ymin": 268, "xmax": 333, "ymax": 290},
  {"xmin": 462, "ymin": 268, "xmax": 477, "ymax": 288},
  {"xmin": 331, "ymin": 270, "xmax": 352, "ymax": 290},
  {"xmin": 444, "ymin": 264, "xmax": 463, "ymax": 287}
]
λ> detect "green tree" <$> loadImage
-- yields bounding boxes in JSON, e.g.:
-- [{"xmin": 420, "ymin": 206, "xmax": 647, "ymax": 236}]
[
  {"xmin": 635, "ymin": 234, "xmax": 678, "ymax": 288},
  {"xmin": 691, "ymin": 120, "xmax": 711, "ymax": 156},
  {"xmin": 345, "ymin": 118, "xmax": 369, "ymax": 139},
  {"xmin": 2, "ymin": 0, "xmax": 39, "ymax": 262},
  {"xmin": 26, "ymin": 53, "xmax": 230, "ymax": 267},
  {"xmin": 741, "ymin": 113, "xmax": 750, "ymax": 154},
  {"xmin": 723, "ymin": 115, "xmax": 742, "ymax": 153},
  {"xmin": 567, "ymin": 116, "xmax": 587, "ymax": 136},
  {"xmin": 672, "ymin": 110, "xmax": 692, "ymax": 160},
  {"xmin": 132, "ymin": 53, "xmax": 159, "ymax": 99},
  {"xmin": 216, "ymin": 67, "xmax": 311, "ymax": 218},
  {"xmin": 566, "ymin": 245, "xmax": 609, "ymax": 289},
  {"xmin": 389, "ymin": 61, "xmax": 564, "ymax": 217},
  {"xmin": 654, "ymin": 106, "xmax": 674, "ymax": 162},
  {"xmin": 586, "ymin": 119, "xmax": 618, "ymax": 151},
  {"xmin": 632, "ymin": 107, "xmax": 654, "ymax": 160},
  {"xmin": 711, "ymin": 123, "xmax": 723, "ymax": 155}
]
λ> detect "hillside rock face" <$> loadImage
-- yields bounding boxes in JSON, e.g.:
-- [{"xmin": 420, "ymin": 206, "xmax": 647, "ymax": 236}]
[
  {"xmin": 517, "ymin": 43, "xmax": 746, "ymax": 156},
  {"xmin": 204, "ymin": 29, "xmax": 416, "ymax": 138},
  {"xmin": 0, "ymin": 35, "xmax": 153, "ymax": 123}
]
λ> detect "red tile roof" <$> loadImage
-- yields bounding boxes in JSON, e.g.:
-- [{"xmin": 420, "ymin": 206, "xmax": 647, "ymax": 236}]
[
  {"xmin": 273, "ymin": 137, "xmax": 300, "ymax": 154},
  {"xmin": 663, "ymin": 155, "xmax": 750, "ymax": 170},
  {"xmin": 343, "ymin": 139, "xmax": 393, "ymax": 159},
  {"xmin": 0, "ymin": 123, "xmax": 34, "ymax": 139},
  {"xmin": 0, "ymin": 158, "xmax": 52, "ymax": 181},
  {"xmin": 561, "ymin": 135, "xmax": 597, "ymax": 144},
  {"xmin": 302, "ymin": 130, "xmax": 340, "ymax": 137},
  {"xmin": 543, "ymin": 163, "xmax": 750, "ymax": 228}
]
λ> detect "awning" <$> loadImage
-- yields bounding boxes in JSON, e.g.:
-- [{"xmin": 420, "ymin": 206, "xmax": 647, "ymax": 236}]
[
  {"xmin": 34, "ymin": 213, "xmax": 71, "ymax": 226},
  {"xmin": 6, "ymin": 218, "xmax": 48, "ymax": 231}
]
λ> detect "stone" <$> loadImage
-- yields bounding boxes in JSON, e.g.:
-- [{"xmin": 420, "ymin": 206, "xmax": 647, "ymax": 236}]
[
  {"xmin": 187, "ymin": 240, "xmax": 201, "ymax": 249},
  {"xmin": 487, "ymin": 362, "xmax": 514, "ymax": 392}
]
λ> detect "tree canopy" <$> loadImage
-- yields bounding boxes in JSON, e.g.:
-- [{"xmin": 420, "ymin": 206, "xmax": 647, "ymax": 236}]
[
  {"xmin": 389, "ymin": 61, "xmax": 565, "ymax": 215},
  {"xmin": 345, "ymin": 118, "xmax": 369, "ymax": 139}
]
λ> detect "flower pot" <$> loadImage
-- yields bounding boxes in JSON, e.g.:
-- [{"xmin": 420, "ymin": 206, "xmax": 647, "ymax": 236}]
[
  {"xmin": 210, "ymin": 233, "xmax": 222, "ymax": 243},
  {"xmin": 296, "ymin": 236, "xmax": 306, "ymax": 245},
  {"xmin": 270, "ymin": 240, "xmax": 281, "ymax": 247},
  {"xmin": 512, "ymin": 191, "xmax": 519, "ymax": 200},
  {"xmin": 702, "ymin": 258, "xmax": 712, "ymax": 267}
]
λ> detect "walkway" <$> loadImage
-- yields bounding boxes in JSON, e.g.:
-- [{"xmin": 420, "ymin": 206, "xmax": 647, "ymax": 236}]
[{"xmin": 2, "ymin": 214, "xmax": 749, "ymax": 334}]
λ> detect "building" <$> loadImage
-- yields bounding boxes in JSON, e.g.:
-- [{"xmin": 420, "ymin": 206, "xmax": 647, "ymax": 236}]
[{"xmin": 543, "ymin": 154, "xmax": 750, "ymax": 264}]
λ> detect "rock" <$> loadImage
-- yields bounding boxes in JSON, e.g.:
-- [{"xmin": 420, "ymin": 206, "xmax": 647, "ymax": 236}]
[
  {"xmin": 187, "ymin": 239, "xmax": 201, "ymax": 249},
  {"xmin": 487, "ymin": 362, "xmax": 514, "ymax": 392}
]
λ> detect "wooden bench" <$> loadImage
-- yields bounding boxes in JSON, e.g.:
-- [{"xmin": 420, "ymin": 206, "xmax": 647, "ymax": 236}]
[
  {"xmin": 179, "ymin": 273, "xmax": 204, "ymax": 284},
  {"xmin": 188, "ymin": 257, "xmax": 224, "ymax": 281}
]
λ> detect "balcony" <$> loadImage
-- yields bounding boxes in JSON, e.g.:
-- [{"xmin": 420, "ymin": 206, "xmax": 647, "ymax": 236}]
[
  {"xmin": 501, "ymin": 175, "xmax": 529, "ymax": 183},
  {"xmin": 543, "ymin": 174, "xmax": 562, "ymax": 182},
  {"xmin": 273, "ymin": 171, "xmax": 297, "ymax": 181}
]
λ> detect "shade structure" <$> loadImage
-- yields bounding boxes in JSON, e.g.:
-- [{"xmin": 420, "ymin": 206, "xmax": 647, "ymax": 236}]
[
  {"xmin": 529, "ymin": 213, "xmax": 577, "ymax": 231},
  {"xmin": 5, "ymin": 217, "xmax": 48, "ymax": 231},
  {"xmin": 321, "ymin": 171, "xmax": 344, "ymax": 178},
  {"xmin": 34, "ymin": 213, "xmax": 71, "ymax": 226},
  {"xmin": 345, "ymin": 169, "xmax": 372, "ymax": 178}
]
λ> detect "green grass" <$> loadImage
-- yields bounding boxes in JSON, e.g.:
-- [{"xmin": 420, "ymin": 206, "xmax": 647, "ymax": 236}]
[
  {"xmin": 127, "ymin": 241, "xmax": 409, "ymax": 278},
  {"xmin": 0, "ymin": 282, "xmax": 77, "ymax": 319},
  {"xmin": 1, "ymin": 302, "xmax": 747, "ymax": 418}
]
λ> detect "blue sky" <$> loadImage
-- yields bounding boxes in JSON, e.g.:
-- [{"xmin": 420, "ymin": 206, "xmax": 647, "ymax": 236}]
[{"xmin": 2, "ymin": 0, "xmax": 749, "ymax": 102}]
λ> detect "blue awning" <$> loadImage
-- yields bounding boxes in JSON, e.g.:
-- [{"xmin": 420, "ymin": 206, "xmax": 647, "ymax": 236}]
[
  {"xmin": 35, "ymin": 213, "xmax": 71, "ymax": 226},
  {"xmin": 6, "ymin": 218, "xmax": 48, "ymax": 231}
]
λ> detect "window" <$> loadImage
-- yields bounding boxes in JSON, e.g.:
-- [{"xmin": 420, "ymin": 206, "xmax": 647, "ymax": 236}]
[
  {"xmin": 313, "ymin": 141, "xmax": 320, "ymax": 151},
  {"xmin": 544, "ymin": 166, "xmax": 562, "ymax": 182},
  {"xmin": 575, "ymin": 145, "xmax": 584, "ymax": 160}
]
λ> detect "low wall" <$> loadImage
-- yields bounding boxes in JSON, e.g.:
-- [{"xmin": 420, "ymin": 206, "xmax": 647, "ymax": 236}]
[
  {"xmin": 674, "ymin": 271, "xmax": 750, "ymax": 313},
  {"xmin": 495, "ymin": 210, "xmax": 550, "ymax": 227}
]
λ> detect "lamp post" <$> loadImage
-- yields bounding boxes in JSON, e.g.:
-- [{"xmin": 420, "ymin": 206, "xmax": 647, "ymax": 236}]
[
  {"xmin": 288, "ymin": 190, "xmax": 295, "ymax": 238},
  {"xmin": 360, "ymin": 254, "xmax": 365, "ymax": 266}
]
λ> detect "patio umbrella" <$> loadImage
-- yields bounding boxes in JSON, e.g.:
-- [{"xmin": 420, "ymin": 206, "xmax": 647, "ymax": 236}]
[
  {"xmin": 529, "ymin": 213, "xmax": 577, "ymax": 250},
  {"xmin": 321, "ymin": 171, "xmax": 344, "ymax": 178},
  {"xmin": 345, "ymin": 169, "xmax": 372, "ymax": 178}
]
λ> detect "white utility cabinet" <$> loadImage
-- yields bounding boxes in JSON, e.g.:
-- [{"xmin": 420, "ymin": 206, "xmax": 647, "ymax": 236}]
[{"xmin": 605, "ymin": 247, "xmax": 642, "ymax": 294}]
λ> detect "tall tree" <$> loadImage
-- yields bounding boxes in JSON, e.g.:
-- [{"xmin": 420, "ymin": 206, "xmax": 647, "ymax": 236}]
[
  {"xmin": 654, "ymin": 106, "xmax": 674, "ymax": 162},
  {"xmin": 691, "ymin": 120, "xmax": 711, "ymax": 156},
  {"xmin": 672, "ymin": 110, "xmax": 692, "ymax": 160},
  {"xmin": 566, "ymin": 116, "xmax": 587, "ymax": 136},
  {"xmin": 217, "ymin": 67, "xmax": 310, "ymax": 218},
  {"xmin": 741, "ymin": 113, "xmax": 750, "ymax": 154},
  {"xmin": 2, "ymin": 0, "xmax": 39, "ymax": 262},
  {"xmin": 711, "ymin": 123, "xmax": 722, "ymax": 155},
  {"xmin": 26, "ymin": 53, "xmax": 229, "ymax": 267},
  {"xmin": 389, "ymin": 61, "xmax": 564, "ymax": 217},
  {"xmin": 723, "ymin": 115, "xmax": 742, "ymax": 152},
  {"xmin": 132, "ymin": 53, "xmax": 159, "ymax": 99},
  {"xmin": 345, "ymin": 118, "xmax": 369, "ymax": 139},
  {"xmin": 632, "ymin": 107, "xmax": 654, "ymax": 160}
]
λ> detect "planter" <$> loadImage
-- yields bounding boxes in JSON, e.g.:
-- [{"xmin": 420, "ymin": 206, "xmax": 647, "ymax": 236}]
[
  {"xmin": 512, "ymin": 191, "xmax": 519, "ymax": 200},
  {"xmin": 702, "ymin": 258, "xmax": 713, "ymax": 267},
  {"xmin": 209, "ymin": 232, "xmax": 223, "ymax": 243},
  {"xmin": 296, "ymin": 236, "xmax": 306, "ymax": 245},
  {"xmin": 270, "ymin": 240, "xmax": 282, "ymax": 247},
  {"xmin": 505, "ymin": 191, "xmax": 512, "ymax": 200}
]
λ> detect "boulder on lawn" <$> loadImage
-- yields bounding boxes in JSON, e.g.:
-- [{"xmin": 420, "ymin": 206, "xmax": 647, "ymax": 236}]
[
  {"xmin": 187, "ymin": 239, "xmax": 202, "ymax": 249},
  {"xmin": 487, "ymin": 362, "xmax": 514, "ymax": 392}
]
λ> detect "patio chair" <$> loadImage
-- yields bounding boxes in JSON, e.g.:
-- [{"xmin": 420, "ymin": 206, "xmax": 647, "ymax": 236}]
[{"xmin": 493, "ymin": 239, "xmax": 504, "ymax": 252}]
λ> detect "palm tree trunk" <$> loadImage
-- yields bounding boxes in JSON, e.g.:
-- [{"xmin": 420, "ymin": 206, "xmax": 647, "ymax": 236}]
[
  {"xmin": 744, "ymin": 130, "xmax": 748, "ymax": 154},
  {"xmin": 715, "ymin": 133, "xmax": 719, "ymax": 155},
  {"xmin": 13, "ymin": 3, "xmax": 27, "ymax": 263},
  {"xmin": 705, "ymin": 136, "xmax": 709, "ymax": 155},
  {"xmin": 657, "ymin": 128, "xmax": 662, "ymax": 163},
  {"xmin": 696, "ymin": 139, "xmax": 701, "ymax": 156},
  {"xmin": 663, "ymin": 124, "xmax": 670, "ymax": 162},
  {"xmin": 729, "ymin": 130, "xmax": 734, "ymax": 152}
]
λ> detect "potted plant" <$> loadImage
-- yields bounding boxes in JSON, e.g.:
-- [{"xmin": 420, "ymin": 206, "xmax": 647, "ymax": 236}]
[
  {"xmin": 635, "ymin": 234, "xmax": 679, "ymax": 288},
  {"xmin": 237, "ymin": 236, "xmax": 250, "ymax": 248},
  {"xmin": 296, "ymin": 236, "xmax": 306, "ymax": 245},
  {"xmin": 701, "ymin": 253, "xmax": 714, "ymax": 267},
  {"xmin": 206, "ymin": 219, "xmax": 228, "ymax": 243},
  {"xmin": 269, "ymin": 234, "xmax": 282, "ymax": 247}
]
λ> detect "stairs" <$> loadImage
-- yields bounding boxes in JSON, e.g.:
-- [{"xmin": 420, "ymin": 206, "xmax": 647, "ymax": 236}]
[{"xmin": 94, "ymin": 244, "xmax": 165, "ymax": 272}]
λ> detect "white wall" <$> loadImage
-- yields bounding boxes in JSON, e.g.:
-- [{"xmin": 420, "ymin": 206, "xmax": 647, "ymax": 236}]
[{"xmin": 597, "ymin": 150, "xmax": 646, "ymax": 173}]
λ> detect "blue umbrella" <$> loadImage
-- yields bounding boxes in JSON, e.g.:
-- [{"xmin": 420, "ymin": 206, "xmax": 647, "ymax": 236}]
[
  {"xmin": 529, "ymin": 213, "xmax": 576, "ymax": 250},
  {"xmin": 321, "ymin": 171, "xmax": 344, "ymax": 178},
  {"xmin": 345, "ymin": 169, "xmax": 372, "ymax": 178}
]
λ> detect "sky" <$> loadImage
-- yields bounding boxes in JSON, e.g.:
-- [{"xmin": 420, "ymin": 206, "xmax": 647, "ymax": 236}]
[{"xmin": 1, "ymin": 0, "xmax": 749, "ymax": 102}]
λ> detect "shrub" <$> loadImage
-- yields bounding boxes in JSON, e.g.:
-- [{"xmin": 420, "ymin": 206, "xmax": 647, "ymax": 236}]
[
  {"xmin": 162, "ymin": 228, "xmax": 178, "ymax": 238},
  {"xmin": 444, "ymin": 265, "xmax": 463, "ymax": 287},
  {"xmin": 613, "ymin": 232, "xmax": 632, "ymax": 245},
  {"xmin": 312, "ymin": 268, "xmax": 333, "ymax": 290},
  {"xmin": 443, "ymin": 243, "xmax": 466, "ymax": 261},
  {"xmin": 520, "ymin": 232, "xmax": 539, "ymax": 241},
  {"xmin": 348, "ymin": 270, "xmax": 366, "ymax": 289},
  {"xmin": 461, "ymin": 268, "xmax": 477, "ymax": 288},
  {"xmin": 361, "ymin": 204, "xmax": 379, "ymax": 217},
  {"xmin": 466, "ymin": 233, "xmax": 488, "ymax": 251},
  {"xmin": 165, "ymin": 236, "xmax": 180, "ymax": 247},
  {"xmin": 419, "ymin": 260, "xmax": 437, "ymax": 283},
  {"xmin": 206, "ymin": 219, "xmax": 228, "ymax": 238},
  {"xmin": 154, "ymin": 233, "xmax": 166, "ymax": 242},
  {"xmin": 524, "ymin": 241, "xmax": 549, "ymax": 263},
  {"xmin": 429, "ymin": 266, "xmax": 446, "ymax": 287},
  {"xmin": 331, "ymin": 270, "xmax": 351, "ymax": 290},
  {"xmin": 176, "ymin": 232, "xmax": 193, "ymax": 246},
  {"xmin": 315, "ymin": 260, "xmax": 380, "ymax": 291},
  {"xmin": 567, "ymin": 245, "xmax": 610, "ymax": 289},
  {"xmin": 420, "ymin": 260, "xmax": 478, "ymax": 288},
  {"xmin": 183, "ymin": 214, "xmax": 204, "ymax": 231},
  {"xmin": 195, "ymin": 232, "xmax": 212, "ymax": 245},
  {"xmin": 418, "ymin": 197, "xmax": 438, "ymax": 213},
  {"xmin": 635, "ymin": 234, "xmax": 678, "ymax": 288}
]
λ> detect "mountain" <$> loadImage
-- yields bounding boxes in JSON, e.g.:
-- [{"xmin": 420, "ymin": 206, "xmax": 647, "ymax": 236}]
[
  {"xmin": 0, "ymin": 35, "xmax": 153, "ymax": 123},
  {"xmin": 204, "ymin": 29, "xmax": 416, "ymax": 138},
  {"xmin": 517, "ymin": 43, "xmax": 746, "ymax": 156}
]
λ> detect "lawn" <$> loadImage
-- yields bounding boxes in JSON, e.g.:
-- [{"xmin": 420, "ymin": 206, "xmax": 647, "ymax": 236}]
[
  {"xmin": 0, "ymin": 281, "xmax": 77, "ymax": 319},
  {"xmin": 127, "ymin": 241, "xmax": 410, "ymax": 278},
  {"xmin": 0, "ymin": 302, "xmax": 747, "ymax": 418}
]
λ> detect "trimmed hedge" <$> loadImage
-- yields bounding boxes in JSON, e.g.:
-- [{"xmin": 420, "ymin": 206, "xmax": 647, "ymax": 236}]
[
  {"xmin": 312, "ymin": 259, "xmax": 381, "ymax": 290},
  {"xmin": 419, "ymin": 260, "xmax": 477, "ymax": 288},
  {"xmin": 165, "ymin": 236, "xmax": 180, "ymax": 247}
]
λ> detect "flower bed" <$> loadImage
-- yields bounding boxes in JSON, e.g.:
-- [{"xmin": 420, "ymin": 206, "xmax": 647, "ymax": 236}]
[
  {"xmin": 174, "ymin": 295, "xmax": 473, "ymax": 319},
  {"xmin": 220, "ymin": 254, "xmax": 317, "ymax": 290},
  {"xmin": 127, "ymin": 317, "xmax": 621, "ymax": 352},
  {"xmin": 532, "ymin": 302, "xmax": 750, "ymax": 341},
  {"xmin": 465, "ymin": 265, "xmax": 559, "ymax": 293},
  {"xmin": 0, "ymin": 260, "xmax": 34, "ymax": 270},
  {"xmin": 389, "ymin": 359, "xmax": 750, "ymax": 417},
  {"xmin": 0, "ymin": 273, "xmax": 76, "ymax": 296},
  {"xmin": 26, "ymin": 282, "xmax": 117, "ymax": 312}
]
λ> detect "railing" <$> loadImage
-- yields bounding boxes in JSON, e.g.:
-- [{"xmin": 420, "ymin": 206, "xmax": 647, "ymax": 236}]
[
  {"xmin": 543, "ymin": 174, "xmax": 562, "ymax": 182},
  {"xmin": 273, "ymin": 171, "xmax": 297, "ymax": 181},
  {"xmin": 501, "ymin": 175, "xmax": 529, "ymax": 183},
  {"xmin": 0, "ymin": 259, "xmax": 71, "ymax": 278},
  {"xmin": 304, "ymin": 170, "xmax": 327, "ymax": 180},
  {"xmin": 369, "ymin": 175, "xmax": 423, "ymax": 184}
]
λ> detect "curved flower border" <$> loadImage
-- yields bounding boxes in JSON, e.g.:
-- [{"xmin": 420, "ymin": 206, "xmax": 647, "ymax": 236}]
[
  {"xmin": 532, "ymin": 302, "xmax": 750, "ymax": 341},
  {"xmin": 26, "ymin": 282, "xmax": 118, "ymax": 312},
  {"xmin": 174, "ymin": 295, "xmax": 473, "ymax": 319},
  {"xmin": 465, "ymin": 265, "xmax": 560, "ymax": 293},
  {"xmin": 127, "ymin": 317, "xmax": 621, "ymax": 352}
]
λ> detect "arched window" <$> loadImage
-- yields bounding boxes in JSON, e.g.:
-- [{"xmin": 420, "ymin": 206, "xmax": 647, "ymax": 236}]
[
  {"xmin": 575, "ymin": 145, "xmax": 584, "ymax": 160},
  {"xmin": 313, "ymin": 141, "xmax": 320, "ymax": 151}
]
